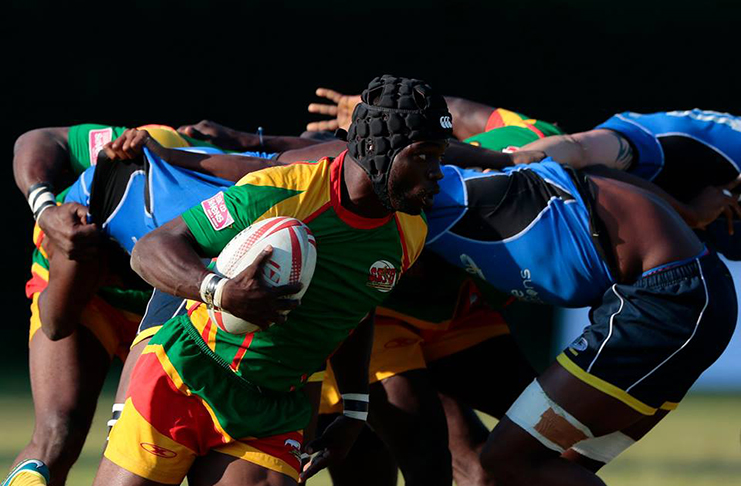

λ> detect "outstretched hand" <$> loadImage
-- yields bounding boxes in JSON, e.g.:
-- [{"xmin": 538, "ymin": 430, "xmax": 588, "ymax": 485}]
[
  {"xmin": 306, "ymin": 88, "xmax": 361, "ymax": 132},
  {"xmin": 298, "ymin": 415, "xmax": 364, "ymax": 483},
  {"xmin": 37, "ymin": 202, "xmax": 99, "ymax": 261},
  {"xmin": 686, "ymin": 178, "xmax": 741, "ymax": 234},
  {"xmin": 102, "ymin": 128, "xmax": 161, "ymax": 160},
  {"xmin": 218, "ymin": 246, "xmax": 303, "ymax": 329}
]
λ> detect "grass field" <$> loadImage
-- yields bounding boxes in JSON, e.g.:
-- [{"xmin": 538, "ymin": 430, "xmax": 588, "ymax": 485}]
[{"xmin": 1, "ymin": 383, "xmax": 740, "ymax": 485}]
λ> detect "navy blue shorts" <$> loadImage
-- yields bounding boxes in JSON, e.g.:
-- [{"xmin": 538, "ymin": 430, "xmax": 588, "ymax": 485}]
[
  {"xmin": 134, "ymin": 288, "xmax": 187, "ymax": 344},
  {"xmin": 558, "ymin": 249, "xmax": 737, "ymax": 415}
]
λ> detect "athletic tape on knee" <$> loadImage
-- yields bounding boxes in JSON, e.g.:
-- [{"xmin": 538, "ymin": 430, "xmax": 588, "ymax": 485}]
[
  {"xmin": 505, "ymin": 380, "xmax": 594, "ymax": 453},
  {"xmin": 571, "ymin": 432, "xmax": 635, "ymax": 464}
]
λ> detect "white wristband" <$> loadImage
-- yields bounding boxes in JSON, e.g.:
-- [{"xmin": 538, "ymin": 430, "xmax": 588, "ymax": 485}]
[
  {"xmin": 213, "ymin": 277, "xmax": 229, "ymax": 310},
  {"xmin": 28, "ymin": 184, "xmax": 56, "ymax": 221},
  {"xmin": 199, "ymin": 273, "xmax": 221, "ymax": 306},
  {"xmin": 342, "ymin": 393, "xmax": 369, "ymax": 421}
]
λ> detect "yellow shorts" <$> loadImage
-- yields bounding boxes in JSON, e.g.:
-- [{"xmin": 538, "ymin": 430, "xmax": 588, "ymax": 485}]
[
  {"xmin": 105, "ymin": 346, "xmax": 303, "ymax": 484},
  {"xmin": 320, "ymin": 307, "xmax": 510, "ymax": 415}
]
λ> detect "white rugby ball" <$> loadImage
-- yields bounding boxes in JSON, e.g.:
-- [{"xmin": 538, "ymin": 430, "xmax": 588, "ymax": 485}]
[{"xmin": 208, "ymin": 216, "xmax": 317, "ymax": 334}]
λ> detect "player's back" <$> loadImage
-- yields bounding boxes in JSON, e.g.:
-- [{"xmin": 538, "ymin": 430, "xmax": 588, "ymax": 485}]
[{"xmin": 426, "ymin": 160, "xmax": 614, "ymax": 308}]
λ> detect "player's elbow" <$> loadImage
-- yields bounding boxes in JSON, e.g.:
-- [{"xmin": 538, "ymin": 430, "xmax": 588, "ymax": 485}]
[
  {"xmin": 130, "ymin": 236, "xmax": 151, "ymax": 280},
  {"xmin": 39, "ymin": 311, "xmax": 75, "ymax": 341}
]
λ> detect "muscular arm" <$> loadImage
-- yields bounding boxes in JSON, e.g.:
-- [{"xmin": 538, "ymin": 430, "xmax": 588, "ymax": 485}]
[
  {"xmin": 520, "ymin": 129, "xmax": 635, "ymax": 170},
  {"xmin": 330, "ymin": 312, "xmax": 374, "ymax": 397},
  {"xmin": 179, "ymin": 120, "xmax": 321, "ymax": 152},
  {"xmin": 444, "ymin": 96, "xmax": 497, "ymax": 140},
  {"xmin": 300, "ymin": 312, "xmax": 374, "ymax": 482},
  {"xmin": 445, "ymin": 141, "xmax": 545, "ymax": 171},
  {"xmin": 13, "ymin": 127, "xmax": 71, "ymax": 196},
  {"xmin": 131, "ymin": 217, "xmax": 300, "ymax": 327},
  {"xmin": 38, "ymin": 240, "xmax": 106, "ymax": 341}
]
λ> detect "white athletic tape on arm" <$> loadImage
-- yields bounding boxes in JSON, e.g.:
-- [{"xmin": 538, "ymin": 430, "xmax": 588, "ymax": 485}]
[
  {"xmin": 28, "ymin": 185, "xmax": 56, "ymax": 221},
  {"xmin": 571, "ymin": 431, "xmax": 635, "ymax": 464},
  {"xmin": 342, "ymin": 393, "xmax": 370, "ymax": 421},
  {"xmin": 505, "ymin": 379, "xmax": 594, "ymax": 453}
]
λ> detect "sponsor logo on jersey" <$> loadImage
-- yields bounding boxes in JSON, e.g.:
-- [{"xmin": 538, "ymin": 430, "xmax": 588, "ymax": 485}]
[
  {"xmin": 510, "ymin": 268, "xmax": 543, "ymax": 303},
  {"xmin": 367, "ymin": 260, "xmax": 397, "ymax": 292},
  {"xmin": 202, "ymin": 192, "xmax": 234, "ymax": 231},
  {"xmin": 440, "ymin": 116, "xmax": 453, "ymax": 129},
  {"xmin": 460, "ymin": 254, "xmax": 485, "ymax": 280},
  {"xmin": 569, "ymin": 336, "xmax": 589, "ymax": 352},
  {"xmin": 140, "ymin": 443, "xmax": 178, "ymax": 458},
  {"xmin": 88, "ymin": 128, "xmax": 113, "ymax": 166}
]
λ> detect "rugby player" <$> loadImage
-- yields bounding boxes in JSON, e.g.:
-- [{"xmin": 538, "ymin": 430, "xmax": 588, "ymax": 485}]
[
  {"xmin": 309, "ymin": 92, "xmax": 740, "ymax": 482},
  {"xmin": 520, "ymin": 109, "xmax": 741, "ymax": 256},
  {"xmin": 94, "ymin": 75, "xmax": 447, "ymax": 486},
  {"xmin": 421, "ymin": 154, "xmax": 737, "ymax": 484},
  {"xmin": 4, "ymin": 123, "xmax": 238, "ymax": 486}
]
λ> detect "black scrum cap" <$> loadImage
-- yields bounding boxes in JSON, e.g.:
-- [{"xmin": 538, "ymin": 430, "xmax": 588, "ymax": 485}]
[{"xmin": 347, "ymin": 75, "xmax": 452, "ymax": 209}]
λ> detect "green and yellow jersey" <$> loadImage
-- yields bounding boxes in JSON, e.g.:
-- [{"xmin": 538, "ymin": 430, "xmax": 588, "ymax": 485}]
[{"xmin": 154, "ymin": 151, "xmax": 427, "ymax": 394}]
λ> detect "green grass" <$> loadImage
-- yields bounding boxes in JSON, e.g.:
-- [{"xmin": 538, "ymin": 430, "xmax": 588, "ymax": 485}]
[{"xmin": 2, "ymin": 388, "xmax": 740, "ymax": 485}]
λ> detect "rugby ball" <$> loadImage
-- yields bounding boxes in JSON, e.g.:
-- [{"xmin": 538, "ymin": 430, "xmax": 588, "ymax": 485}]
[{"xmin": 208, "ymin": 216, "xmax": 317, "ymax": 334}]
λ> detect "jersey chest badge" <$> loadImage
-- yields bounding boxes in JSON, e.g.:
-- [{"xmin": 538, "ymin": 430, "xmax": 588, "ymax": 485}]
[{"xmin": 367, "ymin": 260, "xmax": 398, "ymax": 293}]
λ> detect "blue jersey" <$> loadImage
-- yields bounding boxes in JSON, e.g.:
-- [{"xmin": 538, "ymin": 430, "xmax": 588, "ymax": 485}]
[
  {"xmin": 426, "ymin": 160, "xmax": 614, "ymax": 308},
  {"xmin": 64, "ymin": 148, "xmax": 239, "ymax": 253},
  {"xmin": 596, "ymin": 110, "xmax": 741, "ymax": 199}
]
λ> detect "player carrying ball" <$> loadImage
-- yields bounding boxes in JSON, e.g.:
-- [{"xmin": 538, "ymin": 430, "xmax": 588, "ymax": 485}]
[{"xmin": 94, "ymin": 75, "xmax": 447, "ymax": 486}]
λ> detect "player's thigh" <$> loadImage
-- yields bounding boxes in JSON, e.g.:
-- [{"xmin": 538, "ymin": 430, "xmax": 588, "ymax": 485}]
[
  {"xmin": 188, "ymin": 451, "xmax": 296, "ymax": 486},
  {"xmin": 428, "ymin": 335, "xmax": 536, "ymax": 418},
  {"xmin": 29, "ymin": 322, "xmax": 111, "ymax": 419},
  {"xmin": 93, "ymin": 456, "xmax": 170, "ymax": 486}
]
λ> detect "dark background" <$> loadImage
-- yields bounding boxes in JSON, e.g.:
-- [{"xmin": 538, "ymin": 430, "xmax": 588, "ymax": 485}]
[{"xmin": 4, "ymin": 0, "xmax": 741, "ymax": 369}]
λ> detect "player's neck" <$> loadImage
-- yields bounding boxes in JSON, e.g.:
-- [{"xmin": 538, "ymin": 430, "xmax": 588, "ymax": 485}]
[{"xmin": 341, "ymin": 155, "xmax": 393, "ymax": 218}]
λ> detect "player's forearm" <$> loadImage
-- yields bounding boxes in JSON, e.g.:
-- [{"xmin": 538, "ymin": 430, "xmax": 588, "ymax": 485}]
[
  {"xmin": 13, "ymin": 127, "xmax": 71, "ymax": 196},
  {"xmin": 444, "ymin": 96, "xmax": 495, "ymax": 140},
  {"xmin": 277, "ymin": 140, "xmax": 346, "ymax": 163},
  {"xmin": 39, "ymin": 248, "xmax": 104, "ymax": 340},
  {"xmin": 520, "ymin": 134, "xmax": 590, "ymax": 168},
  {"xmin": 445, "ymin": 141, "xmax": 516, "ymax": 170},
  {"xmin": 330, "ymin": 313, "xmax": 374, "ymax": 396},
  {"xmin": 131, "ymin": 218, "xmax": 211, "ymax": 300}
]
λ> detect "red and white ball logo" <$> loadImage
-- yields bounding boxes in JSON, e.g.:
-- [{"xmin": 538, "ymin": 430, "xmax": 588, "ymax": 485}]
[{"xmin": 367, "ymin": 260, "xmax": 397, "ymax": 293}]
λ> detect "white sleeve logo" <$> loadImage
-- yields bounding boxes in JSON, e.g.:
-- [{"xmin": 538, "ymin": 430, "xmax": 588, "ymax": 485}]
[{"xmin": 439, "ymin": 116, "xmax": 453, "ymax": 129}]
